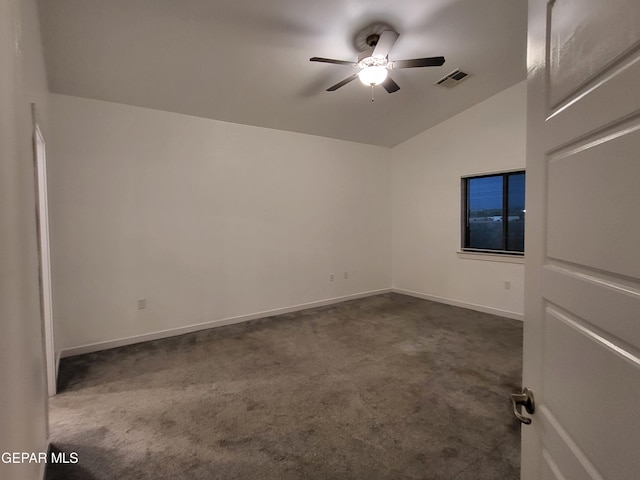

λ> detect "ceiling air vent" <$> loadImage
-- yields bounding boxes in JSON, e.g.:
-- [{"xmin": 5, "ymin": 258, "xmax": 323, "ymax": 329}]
[{"xmin": 436, "ymin": 69, "xmax": 469, "ymax": 88}]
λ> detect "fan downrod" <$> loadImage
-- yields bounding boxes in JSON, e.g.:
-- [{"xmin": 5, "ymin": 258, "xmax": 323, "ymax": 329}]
[{"xmin": 366, "ymin": 34, "xmax": 380, "ymax": 48}]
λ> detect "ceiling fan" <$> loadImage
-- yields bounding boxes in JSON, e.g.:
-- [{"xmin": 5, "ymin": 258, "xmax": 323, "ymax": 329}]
[{"xmin": 310, "ymin": 29, "xmax": 445, "ymax": 96}]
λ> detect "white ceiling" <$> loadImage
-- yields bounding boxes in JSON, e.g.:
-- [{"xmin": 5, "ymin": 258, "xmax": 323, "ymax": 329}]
[{"xmin": 37, "ymin": 0, "xmax": 527, "ymax": 147}]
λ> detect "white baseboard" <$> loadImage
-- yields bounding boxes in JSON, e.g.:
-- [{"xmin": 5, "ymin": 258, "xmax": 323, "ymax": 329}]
[
  {"xmin": 55, "ymin": 351, "xmax": 61, "ymax": 374},
  {"xmin": 51, "ymin": 351, "xmax": 61, "ymax": 396},
  {"xmin": 392, "ymin": 288, "xmax": 524, "ymax": 321},
  {"xmin": 59, "ymin": 288, "xmax": 521, "ymax": 358},
  {"xmin": 60, "ymin": 289, "xmax": 392, "ymax": 358}
]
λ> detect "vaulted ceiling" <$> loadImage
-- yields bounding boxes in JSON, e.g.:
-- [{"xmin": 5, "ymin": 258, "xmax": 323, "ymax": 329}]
[{"xmin": 37, "ymin": 0, "xmax": 527, "ymax": 147}]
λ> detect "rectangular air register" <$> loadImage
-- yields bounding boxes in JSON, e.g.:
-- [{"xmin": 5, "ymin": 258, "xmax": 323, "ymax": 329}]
[{"xmin": 436, "ymin": 69, "xmax": 469, "ymax": 88}]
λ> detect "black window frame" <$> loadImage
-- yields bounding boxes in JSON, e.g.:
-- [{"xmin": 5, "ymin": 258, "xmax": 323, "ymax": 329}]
[{"xmin": 461, "ymin": 170, "xmax": 525, "ymax": 255}]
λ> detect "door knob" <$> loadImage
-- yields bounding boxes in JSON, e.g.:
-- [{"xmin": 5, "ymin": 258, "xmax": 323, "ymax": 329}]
[{"xmin": 510, "ymin": 387, "xmax": 535, "ymax": 424}]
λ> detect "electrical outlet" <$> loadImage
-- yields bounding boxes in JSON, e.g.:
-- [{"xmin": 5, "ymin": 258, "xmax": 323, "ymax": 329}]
[
  {"xmin": 329, "ymin": 274, "xmax": 335, "ymax": 282},
  {"xmin": 137, "ymin": 298, "xmax": 146, "ymax": 309},
  {"xmin": 504, "ymin": 281, "xmax": 511, "ymax": 291},
  {"xmin": 343, "ymin": 272, "xmax": 349, "ymax": 280}
]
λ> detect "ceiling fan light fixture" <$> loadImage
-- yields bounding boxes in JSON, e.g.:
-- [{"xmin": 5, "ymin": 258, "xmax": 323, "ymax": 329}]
[
  {"xmin": 310, "ymin": 26, "xmax": 445, "ymax": 95},
  {"xmin": 358, "ymin": 65, "xmax": 388, "ymax": 86}
]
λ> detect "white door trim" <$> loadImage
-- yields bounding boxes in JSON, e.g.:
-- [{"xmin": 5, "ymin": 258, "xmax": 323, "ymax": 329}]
[{"xmin": 32, "ymin": 107, "xmax": 56, "ymax": 397}]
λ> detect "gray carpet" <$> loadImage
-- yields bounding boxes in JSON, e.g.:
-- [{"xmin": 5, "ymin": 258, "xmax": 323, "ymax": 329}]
[{"xmin": 47, "ymin": 293, "xmax": 523, "ymax": 480}]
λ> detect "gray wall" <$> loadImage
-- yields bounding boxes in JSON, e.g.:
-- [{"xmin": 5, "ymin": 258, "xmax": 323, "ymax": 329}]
[
  {"xmin": 0, "ymin": 0, "xmax": 50, "ymax": 479},
  {"xmin": 391, "ymin": 82, "xmax": 526, "ymax": 319},
  {"xmin": 48, "ymin": 95, "xmax": 391, "ymax": 352}
]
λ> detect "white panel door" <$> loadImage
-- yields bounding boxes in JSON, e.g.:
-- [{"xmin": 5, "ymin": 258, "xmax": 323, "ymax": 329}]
[{"xmin": 522, "ymin": 1, "xmax": 640, "ymax": 479}]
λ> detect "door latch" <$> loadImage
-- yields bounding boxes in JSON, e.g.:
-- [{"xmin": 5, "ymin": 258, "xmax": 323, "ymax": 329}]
[{"xmin": 510, "ymin": 387, "xmax": 535, "ymax": 424}]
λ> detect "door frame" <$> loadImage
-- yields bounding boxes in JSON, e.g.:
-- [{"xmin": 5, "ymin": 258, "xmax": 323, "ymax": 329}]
[{"xmin": 32, "ymin": 104, "xmax": 56, "ymax": 397}]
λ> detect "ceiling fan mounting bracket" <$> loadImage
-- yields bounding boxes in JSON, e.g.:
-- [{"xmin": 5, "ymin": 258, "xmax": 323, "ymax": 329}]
[
  {"xmin": 365, "ymin": 34, "xmax": 380, "ymax": 48},
  {"xmin": 353, "ymin": 22, "xmax": 395, "ymax": 52}
]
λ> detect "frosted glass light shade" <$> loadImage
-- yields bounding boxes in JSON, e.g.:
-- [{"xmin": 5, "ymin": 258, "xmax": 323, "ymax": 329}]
[{"xmin": 358, "ymin": 66, "xmax": 388, "ymax": 86}]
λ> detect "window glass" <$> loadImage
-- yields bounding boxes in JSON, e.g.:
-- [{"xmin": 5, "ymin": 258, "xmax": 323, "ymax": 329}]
[
  {"xmin": 507, "ymin": 172, "xmax": 526, "ymax": 252},
  {"xmin": 463, "ymin": 171, "xmax": 525, "ymax": 254},
  {"xmin": 467, "ymin": 176, "xmax": 504, "ymax": 250}
]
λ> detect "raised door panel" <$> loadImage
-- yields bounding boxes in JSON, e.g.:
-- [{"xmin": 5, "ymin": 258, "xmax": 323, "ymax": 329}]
[
  {"xmin": 542, "ymin": 306, "xmax": 640, "ymax": 478},
  {"xmin": 549, "ymin": 0, "xmax": 640, "ymax": 107},
  {"xmin": 546, "ymin": 124, "xmax": 640, "ymax": 279}
]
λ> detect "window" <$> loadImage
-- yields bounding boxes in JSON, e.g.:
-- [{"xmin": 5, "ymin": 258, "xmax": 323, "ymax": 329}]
[{"xmin": 461, "ymin": 171, "xmax": 525, "ymax": 254}]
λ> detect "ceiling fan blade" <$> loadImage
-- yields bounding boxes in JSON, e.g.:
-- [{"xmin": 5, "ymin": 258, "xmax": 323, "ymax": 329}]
[
  {"xmin": 393, "ymin": 56, "xmax": 445, "ymax": 68},
  {"xmin": 372, "ymin": 30, "xmax": 399, "ymax": 58},
  {"xmin": 382, "ymin": 76, "xmax": 400, "ymax": 93},
  {"xmin": 327, "ymin": 74, "xmax": 359, "ymax": 91},
  {"xmin": 310, "ymin": 57, "xmax": 356, "ymax": 66}
]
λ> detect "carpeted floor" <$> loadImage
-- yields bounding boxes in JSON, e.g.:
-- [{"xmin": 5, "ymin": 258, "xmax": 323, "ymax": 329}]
[{"xmin": 47, "ymin": 293, "xmax": 523, "ymax": 480}]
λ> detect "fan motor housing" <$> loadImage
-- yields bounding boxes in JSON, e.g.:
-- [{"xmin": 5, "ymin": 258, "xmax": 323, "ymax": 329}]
[{"xmin": 357, "ymin": 49, "xmax": 375, "ymax": 63}]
